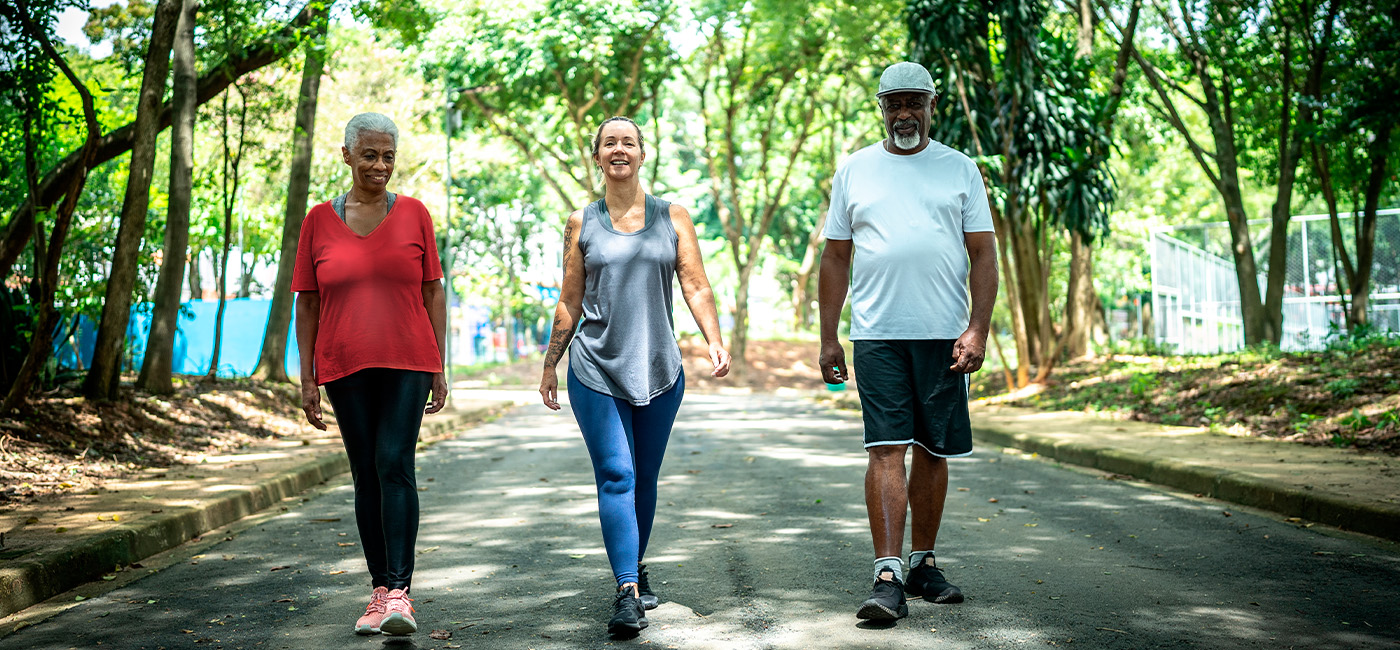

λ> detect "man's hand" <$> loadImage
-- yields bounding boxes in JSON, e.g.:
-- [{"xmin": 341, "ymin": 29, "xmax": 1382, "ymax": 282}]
[
  {"xmin": 301, "ymin": 381, "xmax": 327, "ymax": 430},
  {"xmin": 425, "ymin": 372, "xmax": 448, "ymax": 414},
  {"xmin": 540, "ymin": 368, "xmax": 561, "ymax": 411},
  {"xmin": 820, "ymin": 341, "xmax": 848, "ymax": 384},
  {"xmin": 950, "ymin": 328, "xmax": 988, "ymax": 373}
]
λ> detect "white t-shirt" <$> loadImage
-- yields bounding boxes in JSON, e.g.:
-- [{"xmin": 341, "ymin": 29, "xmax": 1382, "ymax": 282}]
[{"xmin": 823, "ymin": 140, "xmax": 994, "ymax": 340}]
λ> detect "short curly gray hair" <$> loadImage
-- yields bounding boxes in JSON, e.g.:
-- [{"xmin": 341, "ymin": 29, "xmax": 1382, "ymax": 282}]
[{"xmin": 344, "ymin": 112, "xmax": 399, "ymax": 151}]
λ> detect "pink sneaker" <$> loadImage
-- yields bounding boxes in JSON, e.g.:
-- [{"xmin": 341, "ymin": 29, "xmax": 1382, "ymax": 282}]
[
  {"xmin": 378, "ymin": 588, "xmax": 417, "ymax": 636},
  {"xmin": 355, "ymin": 586, "xmax": 389, "ymax": 635}
]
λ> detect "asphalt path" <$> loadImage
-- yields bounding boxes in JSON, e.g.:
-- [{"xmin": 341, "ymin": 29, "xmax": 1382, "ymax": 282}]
[{"xmin": 4, "ymin": 392, "xmax": 1398, "ymax": 650}]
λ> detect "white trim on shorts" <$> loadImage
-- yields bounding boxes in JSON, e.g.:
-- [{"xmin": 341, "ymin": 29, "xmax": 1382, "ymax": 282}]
[{"xmin": 863, "ymin": 438, "xmax": 975, "ymax": 458}]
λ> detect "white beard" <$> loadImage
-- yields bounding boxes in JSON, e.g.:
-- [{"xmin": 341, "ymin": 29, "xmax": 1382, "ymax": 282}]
[{"xmin": 891, "ymin": 131, "xmax": 922, "ymax": 150}]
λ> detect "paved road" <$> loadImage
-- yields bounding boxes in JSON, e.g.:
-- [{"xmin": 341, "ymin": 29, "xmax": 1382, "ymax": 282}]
[{"xmin": 5, "ymin": 394, "xmax": 1398, "ymax": 650}]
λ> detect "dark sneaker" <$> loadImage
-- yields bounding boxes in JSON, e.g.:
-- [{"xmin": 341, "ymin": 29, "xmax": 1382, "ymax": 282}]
[
  {"xmin": 906, "ymin": 557, "xmax": 964, "ymax": 604},
  {"xmin": 637, "ymin": 564, "xmax": 659, "ymax": 610},
  {"xmin": 608, "ymin": 589, "xmax": 649, "ymax": 637},
  {"xmin": 856, "ymin": 570, "xmax": 908, "ymax": 620}
]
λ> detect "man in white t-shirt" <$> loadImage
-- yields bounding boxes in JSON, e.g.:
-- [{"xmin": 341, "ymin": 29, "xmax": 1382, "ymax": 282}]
[{"xmin": 818, "ymin": 61, "xmax": 998, "ymax": 621}]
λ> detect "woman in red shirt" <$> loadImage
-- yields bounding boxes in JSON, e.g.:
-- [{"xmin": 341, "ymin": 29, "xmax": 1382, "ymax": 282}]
[{"xmin": 292, "ymin": 112, "xmax": 447, "ymax": 638}]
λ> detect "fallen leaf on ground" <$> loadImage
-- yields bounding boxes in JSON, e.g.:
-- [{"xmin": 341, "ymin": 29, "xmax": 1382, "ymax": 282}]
[
  {"xmin": 337, "ymin": 542, "xmax": 355, "ymax": 547},
  {"xmin": 310, "ymin": 518, "xmax": 340, "ymax": 523},
  {"xmin": 957, "ymin": 487, "xmax": 970, "ymax": 492},
  {"xmin": 327, "ymin": 570, "xmax": 346, "ymax": 575},
  {"xmin": 274, "ymin": 598, "xmax": 294, "ymax": 603},
  {"xmin": 269, "ymin": 565, "xmax": 292, "ymax": 571},
  {"xmin": 988, "ymin": 498, "xmax": 999, "ymax": 503},
  {"xmin": 711, "ymin": 523, "xmax": 733, "ymax": 528},
  {"xmin": 569, "ymin": 554, "xmax": 586, "ymax": 559},
  {"xmin": 430, "ymin": 630, "xmax": 452, "ymax": 640},
  {"xmin": 418, "ymin": 546, "xmax": 440, "ymax": 554}
]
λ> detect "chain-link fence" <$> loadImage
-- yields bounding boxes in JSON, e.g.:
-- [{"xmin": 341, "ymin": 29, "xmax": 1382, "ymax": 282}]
[{"xmin": 1150, "ymin": 209, "xmax": 1400, "ymax": 353}]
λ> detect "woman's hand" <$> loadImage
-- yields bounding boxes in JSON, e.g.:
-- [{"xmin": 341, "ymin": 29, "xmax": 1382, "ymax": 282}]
[
  {"xmin": 425, "ymin": 372, "xmax": 448, "ymax": 414},
  {"xmin": 301, "ymin": 381, "xmax": 327, "ymax": 430},
  {"xmin": 709, "ymin": 342, "xmax": 731, "ymax": 378},
  {"xmin": 540, "ymin": 367, "xmax": 561, "ymax": 410}
]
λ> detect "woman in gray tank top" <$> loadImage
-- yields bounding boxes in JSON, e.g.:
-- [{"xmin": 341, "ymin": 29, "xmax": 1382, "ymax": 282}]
[{"xmin": 539, "ymin": 116, "xmax": 730, "ymax": 638}]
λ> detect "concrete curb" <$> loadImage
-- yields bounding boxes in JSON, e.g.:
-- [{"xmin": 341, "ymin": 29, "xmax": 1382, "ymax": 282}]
[
  {"xmin": 972, "ymin": 421, "xmax": 1400, "ymax": 542},
  {"xmin": 0, "ymin": 404, "xmax": 506, "ymax": 618}
]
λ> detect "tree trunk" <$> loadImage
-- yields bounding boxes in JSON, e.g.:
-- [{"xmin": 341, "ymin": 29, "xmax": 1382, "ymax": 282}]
[
  {"xmin": 253, "ymin": 16, "xmax": 327, "ymax": 383},
  {"xmin": 237, "ymin": 257, "xmax": 254, "ymax": 298},
  {"xmin": 136, "ymin": 0, "xmax": 198, "ymax": 394},
  {"xmin": 1007, "ymin": 218, "xmax": 1045, "ymax": 365},
  {"xmin": 990, "ymin": 201, "xmax": 1029, "ymax": 388},
  {"xmin": 1213, "ymin": 130, "xmax": 1269, "ymax": 345},
  {"xmin": 730, "ymin": 262, "xmax": 754, "ymax": 380},
  {"xmin": 791, "ymin": 210, "xmax": 827, "ymax": 331},
  {"xmin": 207, "ymin": 239, "xmax": 232, "ymax": 380},
  {"xmin": 1064, "ymin": 232, "xmax": 1097, "ymax": 359},
  {"xmin": 82, "ymin": 0, "xmax": 181, "ymax": 400},
  {"xmin": 188, "ymin": 249, "xmax": 203, "ymax": 299},
  {"xmin": 1351, "ymin": 125, "xmax": 1391, "ymax": 327}
]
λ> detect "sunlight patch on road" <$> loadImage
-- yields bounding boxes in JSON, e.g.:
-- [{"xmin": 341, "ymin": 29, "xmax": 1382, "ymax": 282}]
[{"xmin": 749, "ymin": 447, "xmax": 865, "ymax": 467}]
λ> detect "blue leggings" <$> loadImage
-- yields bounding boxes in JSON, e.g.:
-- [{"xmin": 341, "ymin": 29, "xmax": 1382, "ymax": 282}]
[{"xmin": 568, "ymin": 367, "xmax": 684, "ymax": 587}]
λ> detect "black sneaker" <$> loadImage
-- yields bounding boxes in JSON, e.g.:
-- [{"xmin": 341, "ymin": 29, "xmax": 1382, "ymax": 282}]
[
  {"xmin": 856, "ymin": 570, "xmax": 908, "ymax": 620},
  {"xmin": 905, "ymin": 557, "xmax": 964, "ymax": 604},
  {"xmin": 637, "ymin": 564, "xmax": 659, "ymax": 610},
  {"xmin": 608, "ymin": 588, "xmax": 648, "ymax": 637}
]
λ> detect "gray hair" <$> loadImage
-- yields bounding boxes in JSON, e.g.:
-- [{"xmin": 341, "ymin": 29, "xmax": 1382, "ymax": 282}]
[{"xmin": 343, "ymin": 112, "xmax": 399, "ymax": 151}]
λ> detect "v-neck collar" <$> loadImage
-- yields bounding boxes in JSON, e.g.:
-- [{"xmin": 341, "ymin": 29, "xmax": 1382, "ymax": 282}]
[{"xmin": 334, "ymin": 193, "xmax": 400, "ymax": 239}]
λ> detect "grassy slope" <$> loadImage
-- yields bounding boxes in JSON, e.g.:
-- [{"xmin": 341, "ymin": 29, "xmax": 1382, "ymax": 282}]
[{"xmin": 972, "ymin": 337, "xmax": 1400, "ymax": 454}]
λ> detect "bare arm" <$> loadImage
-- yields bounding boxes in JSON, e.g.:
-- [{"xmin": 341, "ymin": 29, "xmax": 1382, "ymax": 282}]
[
  {"xmin": 817, "ymin": 238, "xmax": 853, "ymax": 384},
  {"xmin": 421, "ymin": 279, "xmax": 448, "ymax": 413},
  {"xmin": 671, "ymin": 204, "xmax": 730, "ymax": 378},
  {"xmin": 294, "ymin": 291, "xmax": 326, "ymax": 430},
  {"xmin": 951, "ymin": 231, "xmax": 998, "ymax": 373},
  {"xmin": 540, "ymin": 211, "xmax": 586, "ymax": 409}
]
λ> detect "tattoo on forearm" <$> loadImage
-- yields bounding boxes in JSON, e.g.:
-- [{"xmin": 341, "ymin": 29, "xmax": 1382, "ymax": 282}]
[
  {"xmin": 561, "ymin": 217, "xmax": 577, "ymax": 273},
  {"xmin": 543, "ymin": 315, "xmax": 574, "ymax": 369}
]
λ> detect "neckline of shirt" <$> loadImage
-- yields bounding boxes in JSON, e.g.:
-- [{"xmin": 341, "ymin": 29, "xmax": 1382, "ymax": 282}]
[
  {"xmin": 596, "ymin": 194, "xmax": 658, "ymax": 236},
  {"xmin": 332, "ymin": 193, "xmax": 402, "ymax": 239}
]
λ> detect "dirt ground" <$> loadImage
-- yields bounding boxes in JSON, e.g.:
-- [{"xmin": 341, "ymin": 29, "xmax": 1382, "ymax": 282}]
[{"xmin": 0, "ymin": 378, "xmax": 328, "ymax": 506}]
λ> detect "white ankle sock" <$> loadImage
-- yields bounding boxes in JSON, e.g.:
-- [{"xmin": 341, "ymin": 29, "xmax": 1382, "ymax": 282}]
[
  {"xmin": 873, "ymin": 556, "xmax": 903, "ymax": 581},
  {"xmin": 909, "ymin": 550, "xmax": 935, "ymax": 567}
]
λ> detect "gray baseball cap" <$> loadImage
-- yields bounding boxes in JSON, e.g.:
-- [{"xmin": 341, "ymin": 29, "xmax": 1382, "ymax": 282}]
[{"xmin": 876, "ymin": 62, "xmax": 937, "ymax": 98}]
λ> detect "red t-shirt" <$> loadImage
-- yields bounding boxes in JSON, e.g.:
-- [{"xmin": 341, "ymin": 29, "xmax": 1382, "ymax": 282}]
[{"xmin": 291, "ymin": 195, "xmax": 444, "ymax": 384}]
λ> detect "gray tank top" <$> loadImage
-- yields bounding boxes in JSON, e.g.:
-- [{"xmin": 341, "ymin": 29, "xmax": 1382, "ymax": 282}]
[{"xmin": 568, "ymin": 194, "xmax": 682, "ymax": 405}]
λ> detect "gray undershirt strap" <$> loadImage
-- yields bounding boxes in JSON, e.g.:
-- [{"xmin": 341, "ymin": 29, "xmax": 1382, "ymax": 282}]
[{"xmin": 332, "ymin": 192, "xmax": 396, "ymax": 222}]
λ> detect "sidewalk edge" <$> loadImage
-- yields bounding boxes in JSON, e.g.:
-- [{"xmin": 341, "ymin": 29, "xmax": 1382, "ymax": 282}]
[
  {"xmin": 972, "ymin": 420, "xmax": 1400, "ymax": 542},
  {"xmin": 0, "ymin": 403, "xmax": 506, "ymax": 618}
]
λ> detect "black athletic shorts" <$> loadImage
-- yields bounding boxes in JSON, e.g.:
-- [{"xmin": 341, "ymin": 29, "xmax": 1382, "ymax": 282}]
[{"xmin": 852, "ymin": 339, "xmax": 973, "ymax": 458}]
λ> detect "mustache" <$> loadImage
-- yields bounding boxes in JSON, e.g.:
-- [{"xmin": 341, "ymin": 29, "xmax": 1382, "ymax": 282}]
[{"xmin": 893, "ymin": 118, "xmax": 920, "ymax": 131}]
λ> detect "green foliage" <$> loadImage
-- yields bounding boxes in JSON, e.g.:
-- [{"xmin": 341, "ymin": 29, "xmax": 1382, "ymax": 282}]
[
  {"xmin": 1324, "ymin": 378, "xmax": 1360, "ymax": 399},
  {"xmin": 1128, "ymin": 371, "xmax": 1156, "ymax": 397},
  {"xmin": 422, "ymin": 0, "xmax": 676, "ymax": 209},
  {"xmin": 82, "ymin": 0, "xmax": 156, "ymax": 74}
]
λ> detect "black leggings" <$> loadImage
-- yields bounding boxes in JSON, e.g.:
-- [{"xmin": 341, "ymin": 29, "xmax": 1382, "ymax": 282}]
[{"xmin": 324, "ymin": 367, "xmax": 432, "ymax": 591}]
